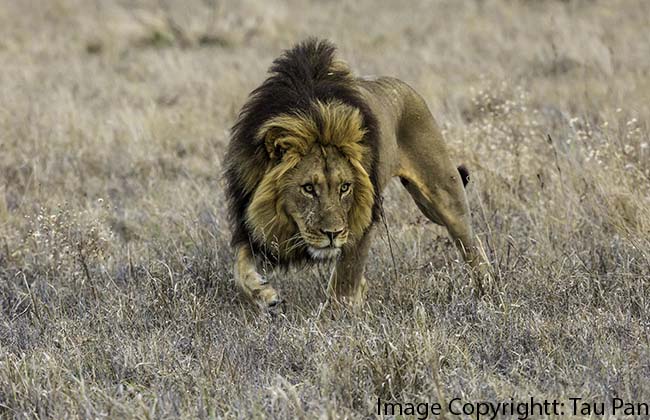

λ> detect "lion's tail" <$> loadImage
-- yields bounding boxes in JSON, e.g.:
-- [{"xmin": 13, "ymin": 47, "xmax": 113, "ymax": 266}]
[{"xmin": 457, "ymin": 165, "xmax": 470, "ymax": 188}]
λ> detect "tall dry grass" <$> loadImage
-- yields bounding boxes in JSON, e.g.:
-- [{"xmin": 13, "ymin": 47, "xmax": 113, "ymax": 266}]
[{"xmin": 1, "ymin": 0, "xmax": 649, "ymax": 418}]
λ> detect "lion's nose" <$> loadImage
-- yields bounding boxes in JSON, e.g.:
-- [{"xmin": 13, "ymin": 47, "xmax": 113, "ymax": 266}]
[{"xmin": 320, "ymin": 228, "xmax": 344, "ymax": 243}]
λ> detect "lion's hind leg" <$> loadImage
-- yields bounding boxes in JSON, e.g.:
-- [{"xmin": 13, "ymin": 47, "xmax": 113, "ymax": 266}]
[
  {"xmin": 234, "ymin": 245, "xmax": 281, "ymax": 311},
  {"xmin": 397, "ymin": 149, "xmax": 491, "ymax": 289}
]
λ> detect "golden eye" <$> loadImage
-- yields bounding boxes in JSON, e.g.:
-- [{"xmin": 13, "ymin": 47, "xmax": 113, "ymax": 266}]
[
  {"xmin": 340, "ymin": 183, "xmax": 351, "ymax": 194},
  {"xmin": 302, "ymin": 184, "xmax": 315, "ymax": 194}
]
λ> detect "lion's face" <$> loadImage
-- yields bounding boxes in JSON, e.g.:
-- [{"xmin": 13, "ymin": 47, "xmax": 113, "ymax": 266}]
[
  {"xmin": 283, "ymin": 146, "xmax": 356, "ymax": 258},
  {"xmin": 244, "ymin": 100, "xmax": 375, "ymax": 260}
]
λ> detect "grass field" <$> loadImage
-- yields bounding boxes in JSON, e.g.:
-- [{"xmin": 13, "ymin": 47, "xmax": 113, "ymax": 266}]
[{"xmin": 1, "ymin": 0, "xmax": 649, "ymax": 418}]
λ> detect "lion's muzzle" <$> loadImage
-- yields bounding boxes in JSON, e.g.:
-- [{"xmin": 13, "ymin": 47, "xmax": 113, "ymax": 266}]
[{"xmin": 320, "ymin": 228, "xmax": 345, "ymax": 244}]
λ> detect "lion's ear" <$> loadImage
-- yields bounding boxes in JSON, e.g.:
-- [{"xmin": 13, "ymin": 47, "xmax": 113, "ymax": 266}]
[
  {"xmin": 258, "ymin": 115, "xmax": 312, "ymax": 159},
  {"xmin": 258, "ymin": 125, "xmax": 287, "ymax": 160}
]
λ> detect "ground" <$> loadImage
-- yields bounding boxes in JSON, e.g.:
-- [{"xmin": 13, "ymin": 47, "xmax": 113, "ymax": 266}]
[{"xmin": 1, "ymin": 0, "xmax": 649, "ymax": 418}]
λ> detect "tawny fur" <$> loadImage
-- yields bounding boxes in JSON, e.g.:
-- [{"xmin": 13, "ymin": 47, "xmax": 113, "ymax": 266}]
[{"xmin": 224, "ymin": 39, "xmax": 489, "ymax": 309}]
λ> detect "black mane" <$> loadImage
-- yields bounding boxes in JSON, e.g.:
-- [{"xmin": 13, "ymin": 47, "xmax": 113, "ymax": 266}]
[{"xmin": 224, "ymin": 38, "xmax": 380, "ymax": 265}]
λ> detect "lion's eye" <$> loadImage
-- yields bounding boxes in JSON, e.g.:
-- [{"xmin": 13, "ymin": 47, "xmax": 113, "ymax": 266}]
[
  {"xmin": 340, "ymin": 183, "xmax": 351, "ymax": 194},
  {"xmin": 302, "ymin": 184, "xmax": 315, "ymax": 195}
]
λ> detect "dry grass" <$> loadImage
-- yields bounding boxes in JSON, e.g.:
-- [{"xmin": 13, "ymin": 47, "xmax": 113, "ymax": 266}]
[{"xmin": 1, "ymin": 0, "xmax": 649, "ymax": 418}]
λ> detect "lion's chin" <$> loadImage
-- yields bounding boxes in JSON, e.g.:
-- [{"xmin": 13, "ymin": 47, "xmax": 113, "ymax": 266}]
[{"xmin": 307, "ymin": 246, "xmax": 341, "ymax": 260}]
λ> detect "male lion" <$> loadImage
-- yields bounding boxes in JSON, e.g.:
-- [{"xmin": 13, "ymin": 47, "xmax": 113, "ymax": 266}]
[{"xmin": 224, "ymin": 39, "xmax": 488, "ymax": 310}]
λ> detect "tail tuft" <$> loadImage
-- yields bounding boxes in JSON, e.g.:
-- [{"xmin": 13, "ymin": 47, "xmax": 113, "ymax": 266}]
[{"xmin": 457, "ymin": 165, "xmax": 470, "ymax": 187}]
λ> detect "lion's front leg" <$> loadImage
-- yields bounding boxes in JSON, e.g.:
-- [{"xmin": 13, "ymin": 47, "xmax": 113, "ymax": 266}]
[
  {"xmin": 234, "ymin": 244, "xmax": 281, "ymax": 311},
  {"xmin": 327, "ymin": 230, "xmax": 373, "ymax": 307}
]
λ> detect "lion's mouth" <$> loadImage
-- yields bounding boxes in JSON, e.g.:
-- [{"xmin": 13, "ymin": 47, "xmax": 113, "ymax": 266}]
[{"xmin": 307, "ymin": 246, "xmax": 341, "ymax": 260}]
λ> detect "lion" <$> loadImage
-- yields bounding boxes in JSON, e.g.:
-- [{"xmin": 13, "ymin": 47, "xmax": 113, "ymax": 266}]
[{"xmin": 224, "ymin": 39, "xmax": 489, "ymax": 310}]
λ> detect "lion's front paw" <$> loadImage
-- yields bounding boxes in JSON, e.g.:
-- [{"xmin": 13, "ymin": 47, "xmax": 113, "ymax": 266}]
[
  {"xmin": 237, "ymin": 271, "xmax": 283, "ymax": 313},
  {"xmin": 328, "ymin": 275, "xmax": 367, "ymax": 310},
  {"xmin": 252, "ymin": 283, "xmax": 283, "ymax": 313}
]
